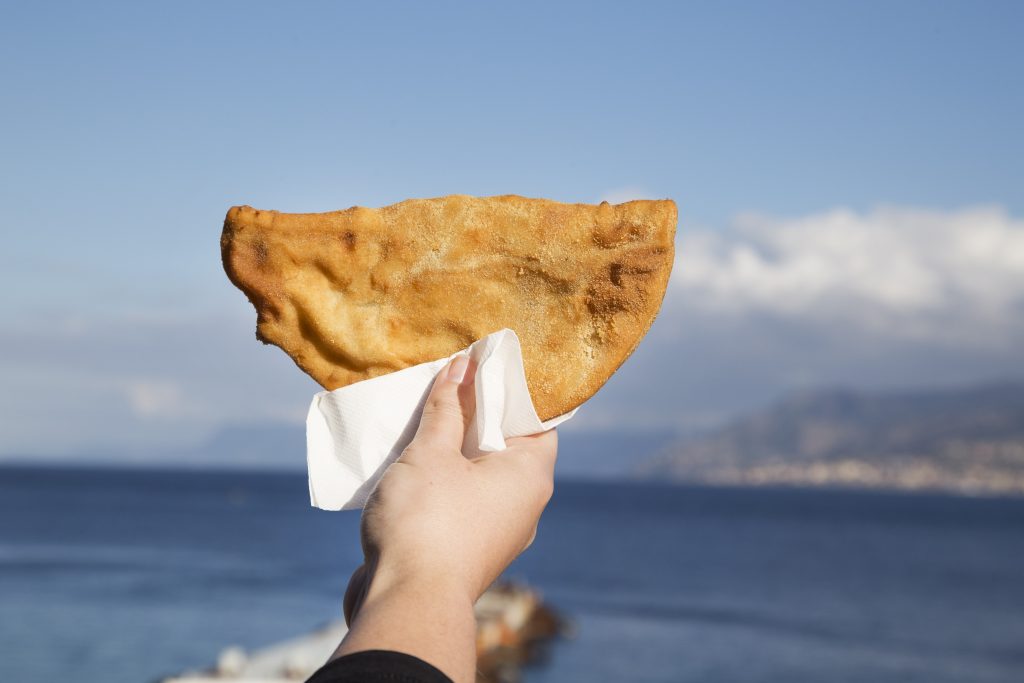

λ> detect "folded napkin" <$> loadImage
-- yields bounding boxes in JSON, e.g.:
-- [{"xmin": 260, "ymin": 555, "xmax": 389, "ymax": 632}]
[{"xmin": 305, "ymin": 328, "xmax": 578, "ymax": 510}]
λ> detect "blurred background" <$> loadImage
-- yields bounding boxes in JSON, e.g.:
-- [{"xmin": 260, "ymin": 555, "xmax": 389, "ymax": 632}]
[{"xmin": 2, "ymin": 2, "xmax": 1022, "ymax": 682}]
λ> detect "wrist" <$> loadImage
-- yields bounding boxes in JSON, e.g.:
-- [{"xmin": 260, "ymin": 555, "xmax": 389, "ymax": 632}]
[
  {"xmin": 366, "ymin": 554, "xmax": 478, "ymax": 609},
  {"xmin": 336, "ymin": 556, "xmax": 478, "ymax": 683}
]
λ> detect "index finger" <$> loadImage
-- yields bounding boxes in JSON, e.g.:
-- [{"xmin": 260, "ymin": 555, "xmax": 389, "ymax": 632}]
[{"xmin": 407, "ymin": 354, "xmax": 478, "ymax": 457}]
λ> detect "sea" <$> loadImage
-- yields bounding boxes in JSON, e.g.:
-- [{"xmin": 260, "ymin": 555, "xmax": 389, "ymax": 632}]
[{"xmin": 1, "ymin": 465, "xmax": 1023, "ymax": 683}]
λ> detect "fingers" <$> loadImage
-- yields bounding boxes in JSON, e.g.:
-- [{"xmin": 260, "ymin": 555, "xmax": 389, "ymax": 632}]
[
  {"xmin": 411, "ymin": 353, "xmax": 477, "ymax": 454},
  {"xmin": 505, "ymin": 427, "xmax": 558, "ymax": 477},
  {"xmin": 485, "ymin": 428, "xmax": 557, "ymax": 508}
]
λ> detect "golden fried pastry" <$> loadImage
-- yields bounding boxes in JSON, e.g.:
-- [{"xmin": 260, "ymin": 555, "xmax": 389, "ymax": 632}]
[{"xmin": 221, "ymin": 194, "xmax": 676, "ymax": 420}]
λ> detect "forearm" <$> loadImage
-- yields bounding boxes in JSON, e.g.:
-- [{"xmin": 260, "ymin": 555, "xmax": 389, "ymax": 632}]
[
  {"xmin": 332, "ymin": 567, "xmax": 477, "ymax": 683},
  {"xmin": 327, "ymin": 355, "xmax": 556, "ymax": 683}
]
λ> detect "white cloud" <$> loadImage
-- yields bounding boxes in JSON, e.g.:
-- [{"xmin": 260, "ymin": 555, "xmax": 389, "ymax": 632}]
[
  {"xmin": 672, "ymin": 206, "xmax": 1024, "ymax": 344},
  {"xmin": 121, "ymin": 379, "xmax": 186, "ymax": 418},
  {"xmin": 566, "ymin": 205, "xmax": 1024, "ymax": 433}
]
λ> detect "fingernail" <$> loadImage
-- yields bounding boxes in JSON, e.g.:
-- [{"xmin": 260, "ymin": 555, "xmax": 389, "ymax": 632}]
[{"xmin": 448, "ymin": 354, "xmax": 470, "ymax": 384}]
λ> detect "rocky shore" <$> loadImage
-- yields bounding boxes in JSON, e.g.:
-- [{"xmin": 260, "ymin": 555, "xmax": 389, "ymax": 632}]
[{"xmin": 161, "ymin": 582, "xmax": 566, "ymax": 683}]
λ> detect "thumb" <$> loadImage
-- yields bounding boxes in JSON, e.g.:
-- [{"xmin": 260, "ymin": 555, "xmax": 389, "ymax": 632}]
[{"xmin": 412, "ymin": 353, "xmax": 476, "ymax": 453}]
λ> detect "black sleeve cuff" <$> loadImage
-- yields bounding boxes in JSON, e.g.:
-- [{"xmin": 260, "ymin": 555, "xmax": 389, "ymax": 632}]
[{"xmin": 305, "ymin": 649, "xmax": 454, "ymax": 683}]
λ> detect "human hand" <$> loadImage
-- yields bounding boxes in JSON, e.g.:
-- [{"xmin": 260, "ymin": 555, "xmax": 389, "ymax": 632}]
[{"xmin": 333, "ymin": 353, "xmax": 558, "ymax": 681}]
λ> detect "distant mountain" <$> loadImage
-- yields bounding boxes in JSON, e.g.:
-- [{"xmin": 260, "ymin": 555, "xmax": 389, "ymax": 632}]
[
  {"xmin": 39, "ymin": 422, "xmax": 310, "ymax": 470},
  {"xmin": 164, "ymin": 423, "xmax": 678, "ymax": 477},
  {"xmin": 187, "ymin": 422, "xmax": 306, "ymax": 468},
  {"xmin": 637, "ymin": 382, "xmax": 1024, "ymax": 495},
  {"xmin": 3, "ymin": 418, "xmax": 677, "ymax": 479},
  {"xmin": 0, "ymin": 422, "xmax": 310, "ymax": 470},
  {"xmin": 172, "ymin": 424, "xmax": 678, "ymax": 478},
  {"xmin": 556, "ymin": 429, "xmax": 679, "ymax": 478}
]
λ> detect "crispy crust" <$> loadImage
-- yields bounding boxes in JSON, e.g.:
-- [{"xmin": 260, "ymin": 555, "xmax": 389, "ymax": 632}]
[{"xmin": 221, "ymin": 194, "xmax": 676, "ymax": 420}]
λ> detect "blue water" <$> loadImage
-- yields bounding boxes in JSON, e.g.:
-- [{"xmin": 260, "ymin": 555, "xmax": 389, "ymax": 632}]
[{"xmin": 2, "ymin": 466, "xmax": 1023, "ymax": 683}]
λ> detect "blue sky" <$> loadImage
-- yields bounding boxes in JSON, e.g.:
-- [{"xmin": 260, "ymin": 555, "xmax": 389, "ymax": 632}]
[{"xmin": 2, "ymin": 1, "xmax": 1023, "ymax": 460}]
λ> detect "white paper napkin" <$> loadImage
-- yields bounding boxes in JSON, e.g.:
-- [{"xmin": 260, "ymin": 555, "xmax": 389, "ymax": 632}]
[{"xmin": 305, "ymin": 328, "xmax": 578, "ymax": 510}]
